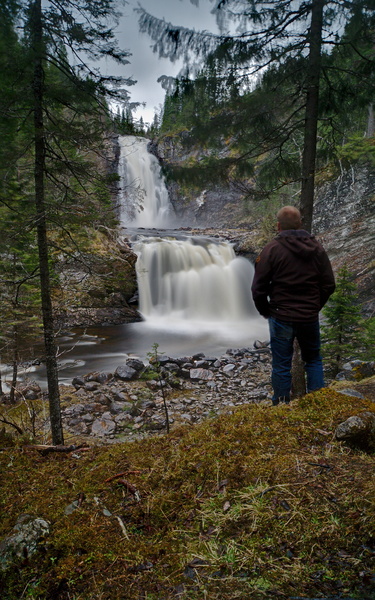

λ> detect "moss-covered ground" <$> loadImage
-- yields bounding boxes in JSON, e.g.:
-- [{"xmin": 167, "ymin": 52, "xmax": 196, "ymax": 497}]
[{"xmin": 0, "ymin": 388, "xmax": 374, "ymax": 599}]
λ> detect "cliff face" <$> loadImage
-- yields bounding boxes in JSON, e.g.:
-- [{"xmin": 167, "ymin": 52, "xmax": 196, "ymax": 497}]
[
  {"xmin": 153, "ymin": 135, "xmax": 250, "ymax": 228},
  {"xmin": 154, "ymin": 136, "xmax": 375, "ymax": 310},
  {"xmin": 314, "ymin": 166, "xmax": 375, "ymax": 313},
  {"xmin": 54, "ymin": 134, "xmax": 140, "ymax": 328}
]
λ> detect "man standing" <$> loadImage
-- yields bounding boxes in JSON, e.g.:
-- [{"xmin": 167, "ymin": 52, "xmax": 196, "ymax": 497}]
[{"xmin": 251, "ymin": 206, "xmax": 335, "ymax": 405}]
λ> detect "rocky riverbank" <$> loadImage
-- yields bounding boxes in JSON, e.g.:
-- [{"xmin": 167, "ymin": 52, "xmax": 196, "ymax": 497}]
[{"xmin": 61, "ymin": 343, "xmax": 273, "ymax": 443}]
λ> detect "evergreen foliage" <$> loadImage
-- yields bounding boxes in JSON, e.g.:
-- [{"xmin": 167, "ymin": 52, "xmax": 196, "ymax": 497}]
[
  {"xmin": 321, "ymin": 265, "xmax": 369, "ymax": 374},
  {"xmin": 142, "ymin": 1, "xmax": 375, "ymax": 209},
  {"xmin": 0, "ymin": 0, "xmax": 134, "ymax": 443}
]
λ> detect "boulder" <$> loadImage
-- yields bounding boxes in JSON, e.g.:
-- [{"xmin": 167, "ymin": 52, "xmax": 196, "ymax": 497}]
[
  {"xmin": 0, "ymin": 514, "xmax": 50, "ymax": 572},
  {"xmin": 115, "ymin": 365, "xmax": 138, "ymax": 381},
  {"xmin": 190, "ymin": 368, "xmax": 214, "ymax": 381},
  {"xmin": 335, "ymin": 411, "xmax": 375, "ymax": 449},
  {"xmin": 126, "ymin": 358, "xmax": 145, "ymax": 372},
  {"xmin": 91, "ymin": 414, "xmax": 116, "ymax": 437}
]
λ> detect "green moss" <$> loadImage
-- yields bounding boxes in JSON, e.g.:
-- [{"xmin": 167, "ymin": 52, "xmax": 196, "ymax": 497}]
[{"xmin": 0, "ymin": 389, "xmax": 374, "ymax": 599}]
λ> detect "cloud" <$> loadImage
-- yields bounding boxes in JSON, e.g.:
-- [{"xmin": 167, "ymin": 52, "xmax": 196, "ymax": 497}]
[{"xmin": 113, "ymin": 0, "xmax": 220, "ymax": 123}]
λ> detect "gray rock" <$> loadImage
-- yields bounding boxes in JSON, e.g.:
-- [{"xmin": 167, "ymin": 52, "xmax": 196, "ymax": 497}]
[
  {"xmin": 179, "ymin": 369, "xmax": 191, "ymax": 379},
  {"xmin": 342, "ymin": 362, "xmax": 354, "ymax": 371},
  {"xmin": 65, "ymin": 500, "xmax": 80, "ymax": 515},
  {"xmin": 146, "ymin": 379, "xmax": 167, "ymax": 391},
  {"xmin": 173, "ymin": 356, "xmax": 192, "ymax": 366},
  {"xmin": 23, "ymin": 387, "xmax": 41, "ymax": 400},
  {"xmin": 223, "ymin": 364, "xmax": 236, "ymax": 375},
  {"xmin": 91, "ymin": 415, "xmax": 116, "ymax": 436},
  {"xmin": 146, "ymin": 419, "xmax": 167, "ymax": 431},
  {"xmin": 335, "ymin": 412, "xmax": 375, "ymax": 447},
  {"xmin": 114, "ymin": 413, "xmax": 133, "ymax": 425},
  {"xmin": 72, "ymin": 376, "xmax": 86, "ymax": 388},
  {"xmin": 254, "ymin": 340, "xmax": 269, "ymax": 349},
  {"xmin": 190, "ymin": 368, "xmax": 214, "ymax": 381},
  {"xmin": 141, "ymin": 400, "xmax": 157, "ymax": 409},
  {"xmin": 195, "ymin": 360, "xmax": 209, "ymax": 368},
  {"xmin": 75, "ymin": 387, "xmax": 88, "ymax": 398},
  {"xmin": 0, "ymin": 514, "xmax": 50, "ymax": 572},
  {"xmin": 335, "ymin": 371, "xmax": 347, "ymax": 381},
  {"xmin": 63, "ymin": 403, "xmax": 86, "ymax": 416},
  {"xmin": 84, "ymin": 381, "xmax": 100, "ymax": 392},
  {"xmin": 180, "ymin": 413, "xmax": 193, "ymax": 422},
  {"xmin": 163, "ymin": 362, "xmax": 180, "ymax": 373},
  {"xmin": 111, "ymin": 390, "xmax": 127, "ymax": 402},
  {"xmin": 115, "ymin": 365, "xmax": 137, "ymax": 380},
  {"xmin": 81, "ymin": 413, "xmax": 94, "ymax": 423},
  {"xmin": 109, "ymin": 401, "xmax": 130, "ymax": 414},
  {"xmin": 73, "ymin": 422, "xmax": 89, "ymax": 434},
  {"xmin": 126, "ymin": 358, "xmax": 145, "ymax": 372},
  {"xmin": 337, "ymin": 389, "xmax": 365, "ymax": 399},
  {"xmin": 86, "ymin": 371, "xmax": 111, "ymax": 384}
]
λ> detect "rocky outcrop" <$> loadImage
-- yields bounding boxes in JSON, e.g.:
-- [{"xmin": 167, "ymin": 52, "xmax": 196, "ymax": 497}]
[
  {"xmin": 314, "ymin": 165, "xmax": 375, "ymax": 312},
  {"xmin": 0, "ymin": 515, "xmax": 50, "ymax": 572},
  {"xmin": 154, "ymin": 132, "xmax": 374, "ymax": 310},
  {"xmin": 152, "ymin": 135, "xmax": 249, "ymax": 228},
  {"xmin": 54, "ymin": 232, "xmax": 140, "ymax": 328},
  {"xmin": 335, "ymin": 411, "xmax": 375, "ymax": 450}
]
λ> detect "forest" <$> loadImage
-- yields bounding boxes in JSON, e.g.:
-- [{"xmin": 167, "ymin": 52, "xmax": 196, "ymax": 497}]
[{"xmin": 0, "ymin": 1, "xmax": 375, "ymax": 599}]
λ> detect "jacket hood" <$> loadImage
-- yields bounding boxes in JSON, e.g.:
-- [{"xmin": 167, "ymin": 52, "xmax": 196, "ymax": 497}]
[{"xmin": 275, "ymin": 229, "xmax": 320, "ymax": 260}]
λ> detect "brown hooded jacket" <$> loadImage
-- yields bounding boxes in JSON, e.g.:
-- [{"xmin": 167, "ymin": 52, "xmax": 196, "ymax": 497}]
[{"xmin": 251, "ymin": 229, "xmax": 335, "ymax": 321}]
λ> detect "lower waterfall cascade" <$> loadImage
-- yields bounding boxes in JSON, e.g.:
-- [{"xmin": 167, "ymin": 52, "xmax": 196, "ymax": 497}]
[{"xmin": 133, "ymin": 236, "xmax": 258, "ymax": 324}]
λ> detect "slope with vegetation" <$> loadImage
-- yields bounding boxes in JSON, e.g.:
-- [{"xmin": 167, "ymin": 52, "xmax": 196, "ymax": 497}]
[
  {"xmin": 0, "ymin": 387, "xmax": 374, "ymax": 599},
  {"xmin": 145, "ymin": 0, "xmax": 374, "ymax": 223}
]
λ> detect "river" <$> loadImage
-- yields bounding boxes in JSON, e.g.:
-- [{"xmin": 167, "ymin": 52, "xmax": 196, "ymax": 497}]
[{"xmin": 1, "ymin": 135, "xmax": 268, "ymax": 390}]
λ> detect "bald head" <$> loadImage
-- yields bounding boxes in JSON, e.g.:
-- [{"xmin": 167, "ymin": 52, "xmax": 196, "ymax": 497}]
[{"xmin": 277, "ymin": 206, "xmax": 302, "ymax": 231}]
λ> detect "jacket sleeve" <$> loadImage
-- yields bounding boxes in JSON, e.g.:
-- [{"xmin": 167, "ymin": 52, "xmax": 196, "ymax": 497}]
[
  {"xmin": 318, "ymin": 250, "xmax": 336, "ymax": 308},
  {"xmin": 251, "ymin": 247, "xmax": 272, "ymax": 318}
]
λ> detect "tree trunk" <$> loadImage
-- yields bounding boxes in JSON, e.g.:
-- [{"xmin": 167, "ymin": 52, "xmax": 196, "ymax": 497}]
[
  {"xmin": 32, "ymin": 0, "xmax": 64, "ymax": 445},
  {"xmin": 300, "ymin": 0, "xmax": 324, "ymax": 232},
  {"xmin": 366, "ymin": 103, "xmax": 374, "ymax": 138},
  {"xmin": 9, "ymin": 327, "xmax": 18, "ymax": 405},
  {"xmin": 293, "ymin": 0, "xmax": 324, "ymax": 398}
]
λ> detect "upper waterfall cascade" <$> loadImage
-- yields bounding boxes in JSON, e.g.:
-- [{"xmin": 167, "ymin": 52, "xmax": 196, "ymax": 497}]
[{"xmin": 118, "ymin": 135, "xmax": 174, "ymax": 228}]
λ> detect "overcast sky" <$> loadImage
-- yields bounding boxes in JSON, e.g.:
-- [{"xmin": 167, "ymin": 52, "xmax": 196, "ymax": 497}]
[{"xmin": 108, "ymin": 0, "xmax": 221, "ymax": 124}]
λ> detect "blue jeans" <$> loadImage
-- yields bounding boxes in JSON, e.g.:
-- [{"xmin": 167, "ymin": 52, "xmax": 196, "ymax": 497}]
[{"xmin": 268, "ymin": 317, "xmax": 324, "ymax": 404}]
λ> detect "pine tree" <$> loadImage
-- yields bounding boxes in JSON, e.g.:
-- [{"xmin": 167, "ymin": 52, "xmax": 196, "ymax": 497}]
[
  {"xmin": 321, "ymin": 265, "xmax": 365, "ymax": 374},
  {"xmin": 138, "ymin": 0, "xmax": 375, "ymax": 228},
  {"xmin": 0, "ymin": 0, "xmax": 134, "ymax": 444}
]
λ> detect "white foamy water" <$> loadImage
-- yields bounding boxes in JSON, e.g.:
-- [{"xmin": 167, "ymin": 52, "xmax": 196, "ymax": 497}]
[
  {"xmin": 118, "ymin": 135, "xmax": 174, "ymax": 228},
  {"xmin": 133, "ymin": 236, "xmax": 259, "ymax": 322}
]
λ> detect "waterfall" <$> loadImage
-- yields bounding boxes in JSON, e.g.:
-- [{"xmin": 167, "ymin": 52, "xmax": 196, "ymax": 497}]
[
  {"xmin": 133, "ymin": 236, "xmax": 259, "ymax": 325},
  {"xmin": 118, "ymin": 135, "xmax": 174, "ymax": 228},
  {"xmin": 118, "ymin": 134, "xmax": 267, "ymax": 346}
]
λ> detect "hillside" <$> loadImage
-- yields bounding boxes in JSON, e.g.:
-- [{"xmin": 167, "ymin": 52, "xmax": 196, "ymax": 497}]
[
  {"xmin": 153, "ymin": 135, "xmax": 375, "ymax": 312},
  {"xmin": 1, "ymin": 382, "xmax": 375, "ymax": 600}
]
